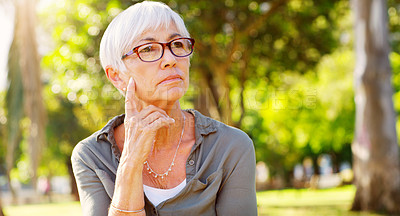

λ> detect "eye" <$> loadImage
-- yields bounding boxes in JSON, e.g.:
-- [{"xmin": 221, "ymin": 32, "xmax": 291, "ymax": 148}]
[
  {"xmin": 172, "ymin": 41, "xmax": 184, "ymax": 48},
  {"xmin": 138, "ymin": 44, "xmax": 154, "ymax": 53}
]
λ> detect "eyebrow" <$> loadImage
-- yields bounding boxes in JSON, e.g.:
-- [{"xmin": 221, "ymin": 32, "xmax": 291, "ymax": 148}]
[
  {"xmin": 139, "ymin": 33, "xmax": 182, "ymax": 43},
  {"xmin": 168, "ymin": 33, "xmax": 182, "ymax": 40}
]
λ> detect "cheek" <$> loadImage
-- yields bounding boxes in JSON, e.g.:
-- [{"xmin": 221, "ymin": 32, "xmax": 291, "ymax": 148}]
[
  {"xmin": 129, "ymin": 65, "xmax": 151, "ymax": 87},
  {"xmin": 181, "ymin": 60, "xmax": 190, "ymax": 75},
  {"xmin": 133, "ymin": 75, "xmax": 150, "ymax": 94},
  {"xmin": 184, "ymin": 79, "xmax": 190, "ymax": 94},
  {"xmin": 182, "ymin": 61, "xmax": 190, "ymax": 88}
]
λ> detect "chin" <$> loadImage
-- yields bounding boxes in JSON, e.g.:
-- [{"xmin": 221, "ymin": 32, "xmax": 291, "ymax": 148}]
[
  {"xmin": 148, "ymin": 84, "xmax": 187, "ymax": 107},
  {"xmin": 163, "ymin": 87, "xmax": 185, "ymax": 101}
]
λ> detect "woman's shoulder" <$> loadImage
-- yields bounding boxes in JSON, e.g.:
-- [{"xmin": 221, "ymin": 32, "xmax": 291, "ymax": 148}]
[
  {"xmin": 71, "ymin": 130, "xmax": 105, "ymax": 161},
  {"xmin": 71, "ymin": 129, "xmax": 120, "ymax": 175},
  {"xmin": 72, "ymin": 114, "xmax": 124, "ymax": 160},
  {"xmin": 187, "ymin": 109, "xmax": 253, "ymax": 151},
  {"xmin": 215, "ymin": 120, "xmax": 254, "ymax": 152},
  {"xmin": 72, "ymin": 130, "xmax": 100, "ymax": 149}
]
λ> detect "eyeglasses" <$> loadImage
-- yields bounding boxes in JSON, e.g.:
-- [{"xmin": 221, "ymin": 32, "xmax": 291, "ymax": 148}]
[{"xmin": 121, "ymin": 37, "xmax": 195, "ymax": 62}]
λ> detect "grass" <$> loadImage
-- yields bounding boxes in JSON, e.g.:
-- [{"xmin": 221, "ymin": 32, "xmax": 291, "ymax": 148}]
[
  {"xmin": 257, "ymin": 185, "xmax": 385, "ymax": 216},
  {"xmin": 3, "ymin": 201, "xmax": 82, "ymax": 216},
  {"xmin": 2, "ymin": 185, "xmax": 387, "ymax": 216}
]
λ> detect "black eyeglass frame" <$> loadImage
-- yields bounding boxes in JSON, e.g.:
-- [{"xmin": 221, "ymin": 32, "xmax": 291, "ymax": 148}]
[{"xmin": 121, "ymin": 37, "xmax": 195, "ymax": 62}]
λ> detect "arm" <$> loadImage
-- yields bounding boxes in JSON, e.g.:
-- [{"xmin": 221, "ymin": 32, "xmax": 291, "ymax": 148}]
[
  {"xmin": 109, "ymin": 162, "xmax": 145, "ymax": 216},
  {"xmin": 71, "ymin": 147, "xmax": 111, "ymax": 216},
  {"xmin": 72, "ymin": 78, "xmax": 174, "ymax": 216},
  {"xmin": 72, "ymin": 144, "xmax": 145, "ymax": 216},
  {"xmin": 109, "ymin": 78, "xmax": 174, "ymax": 216},
  {"xmin": 72, "ymin": 143, "xmax": 148, "ymax": 216},
  {"xmin": 216, "ymin": 139, "xmax": 257, "ymax": 216}
]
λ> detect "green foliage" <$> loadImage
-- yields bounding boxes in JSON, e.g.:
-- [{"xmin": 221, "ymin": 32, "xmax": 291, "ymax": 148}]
[
  {"xmin": 40, "ymin": 97, "xmax": 90, "ymax": 176},
  {"xmin": 0, "ymin": 92, "xmax": 7, "ymax": 173},
  {"xmin": 241, "ymin": 48, "xmax": 355, "ymax": 176},
  {"xmin": 237, "ymin": 4, "xmax": 354, "ymax": 177},
  {"xmin": 174, "ymin": 0, "xmax": 345, "ymax": 73},
  {"xmin": 388, "ymin": 0, "xmax": 400, "ymax": 54},
  {"xmin": 390, "ymin": 52, "xmax": 400, "ymax": 138},
  {"xmin": 37, "ymin": 0, "xmax": 127, "ymax": 176}
]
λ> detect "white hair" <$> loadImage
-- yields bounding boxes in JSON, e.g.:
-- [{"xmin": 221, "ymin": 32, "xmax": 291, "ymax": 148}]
[{"xmin": 99, "ymin": 1, "xmax": 190, "ymax": 73}]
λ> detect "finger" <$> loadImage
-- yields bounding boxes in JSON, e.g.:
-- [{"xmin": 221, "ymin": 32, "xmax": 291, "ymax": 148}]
[
  {"xmin": 132, "ymin": 105, "xmax": 169, "ymax": 124},
  {"xmin": 125, "ymin": 77, "xmax": 138, "ymax": 117},
  {"xmin": 144, "ymin": 117, "xmax": 175, "ymax": 134},
  {"xmin": 122, "ymin": 111, "xmax": 170, "ymax": 151},
  {"xmin": 139, "ymin": 111, "xmax": 174, "ymax": 128},
  {"xmin": 124, "ymin": 106, "xmax": 167, "ymax": 129},
  {"xmin": 140, "ymin": 105, "xmax": 168, "ymax": 118},
  {"xmin": 123, "ymin": 117, "xmax": 171, "ymax": 157}
]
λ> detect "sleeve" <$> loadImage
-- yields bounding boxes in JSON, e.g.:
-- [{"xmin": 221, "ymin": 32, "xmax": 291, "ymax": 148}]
[
  {"xmin": 71, "ymin": 144, "xmax": 111, "ymax": 216},
  {"xmin": 215, "ymin": 137, "xmax": 258, "ymax": 216}
]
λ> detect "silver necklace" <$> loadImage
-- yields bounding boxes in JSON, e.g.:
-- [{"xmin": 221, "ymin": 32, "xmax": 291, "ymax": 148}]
[{"xmin": 143, "ymin": 112, "xmax": 186, "ymax": 179}]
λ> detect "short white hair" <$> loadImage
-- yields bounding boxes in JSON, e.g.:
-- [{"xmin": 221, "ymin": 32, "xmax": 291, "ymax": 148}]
[{"xmin": 99, "ymin": 1, "xmax": 190, "ymax": 73}]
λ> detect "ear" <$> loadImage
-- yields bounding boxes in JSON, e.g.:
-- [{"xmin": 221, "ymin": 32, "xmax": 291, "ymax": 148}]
[{"xmin": 105, "ymin": 66, "xmax": 127, "ymax": 91}]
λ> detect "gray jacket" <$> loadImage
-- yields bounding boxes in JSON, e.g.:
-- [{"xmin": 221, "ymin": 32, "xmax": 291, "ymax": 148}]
[{"xmin": 71, "ymin": 109, "xmax": 257, "ymax": 216}]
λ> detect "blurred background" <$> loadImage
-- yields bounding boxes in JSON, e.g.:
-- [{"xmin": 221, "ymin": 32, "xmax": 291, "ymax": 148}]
[{"xmin": 1, "ymin": 0, "xmax": 400, "ymax": 215}]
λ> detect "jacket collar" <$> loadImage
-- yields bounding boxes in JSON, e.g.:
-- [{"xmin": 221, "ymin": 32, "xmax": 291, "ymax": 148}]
[
  {"xmin": 186, "ymin": 109, "xmax": 218, "ymax": 138},
  {"xmin": 96, "ymin": 109, "xmax": 218, "ymax": 143},
  {"xmin": 96, "ymin": 113, "xmax": 125, "ymax": 142}
]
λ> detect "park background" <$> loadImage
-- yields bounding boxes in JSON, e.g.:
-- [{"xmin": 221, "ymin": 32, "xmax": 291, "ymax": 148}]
[{"xmin": 1, "ymin": 0, "xmax": 400, "ymax": 215}]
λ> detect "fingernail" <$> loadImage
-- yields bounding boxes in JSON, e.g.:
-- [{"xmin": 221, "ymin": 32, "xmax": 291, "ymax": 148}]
[
  {"xmin": 129, "ymin": 77, "xmax": 133, "ymax": 84},
  {"xmin": 170, "ymin": 118, "xmax": 175, "ymax": 122}
]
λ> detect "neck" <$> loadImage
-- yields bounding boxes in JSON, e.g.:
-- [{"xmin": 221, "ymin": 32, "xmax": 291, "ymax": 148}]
[
  {"xmin": 157, "ymin": 105, "xmax": 184, "ymax": 149},
  {"xmin": 137, "ymin": 100, "xmax": 185, "ymax": 152}
]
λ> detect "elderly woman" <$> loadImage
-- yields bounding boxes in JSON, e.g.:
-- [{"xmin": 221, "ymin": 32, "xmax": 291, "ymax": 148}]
[{"xmin": 71, "ymin": 1, "xmax": 257, "ymax": 216}]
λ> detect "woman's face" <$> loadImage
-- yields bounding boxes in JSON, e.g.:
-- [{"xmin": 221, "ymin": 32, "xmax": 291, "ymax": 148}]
[{"xmin": 122, "ymin": 24, "xmax": 190, "ymax": 107}]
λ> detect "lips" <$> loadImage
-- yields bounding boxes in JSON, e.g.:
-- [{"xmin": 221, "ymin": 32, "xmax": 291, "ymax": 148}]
[{"xmin": 158, "ymin": 74, "xmax": 183, "ymax": 85}]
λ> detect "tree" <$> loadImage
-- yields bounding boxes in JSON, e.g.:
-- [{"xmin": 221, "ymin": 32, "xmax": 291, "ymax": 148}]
[
  {"xmin": 173, "ymin": 0, "xmax": 343, "ymax": 126},
  {"xmin": 16, "ymin": 0, "xmax": 47, "ymax": 191},
  {"xmin": 351, "ymin": 0, "xmax": 400, "ymax": 213},
  {"xmin": 6, "ymin": 0, "xmax": 46, "ymax": 200},
  {"xmin": 44, "ymin": 98, "xmax": 90, "ymax": 200}
]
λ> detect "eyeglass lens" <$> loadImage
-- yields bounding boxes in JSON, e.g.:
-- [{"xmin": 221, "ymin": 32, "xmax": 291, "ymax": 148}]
[{"xmin": 137, "ymin": 38, "xmax": 193, "ymax": 62}]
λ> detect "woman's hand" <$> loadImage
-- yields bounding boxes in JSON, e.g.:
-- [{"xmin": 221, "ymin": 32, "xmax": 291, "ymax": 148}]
[
  {"xmin": 121, "ymin": 77, "xmax": 175, "ymax": 167},
  {"xmin": 110, "ymin": 78, "xmax": 175, "ymax": 215}
]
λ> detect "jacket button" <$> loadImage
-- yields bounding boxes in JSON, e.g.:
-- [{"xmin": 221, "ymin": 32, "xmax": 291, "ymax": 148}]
[{"xmin": 188, "ymin": 160, "xmax": 195, "ymax": 166}]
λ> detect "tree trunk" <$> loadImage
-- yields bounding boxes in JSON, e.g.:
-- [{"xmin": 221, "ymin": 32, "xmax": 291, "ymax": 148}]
[
  {"xmin": 195, "ymin": 77, "xmax": 220, "ymax": 121},
  {"xmin": 0, "ymin": 202, "xmax": 4, "ymax": 216},
  {"xmin": 6, "ymin": 0, "xmax": 22, "ymax": 205},
  {"xmin": 0, "ymin": 187, "xmax": 4, "ymax": 216},
  {"xmin": 67, "ymin": 160, "xmax": 80, "ymax": 201},
  {"xmin": 351, "ymin": 0, "xmax": 400, "ymax": 213},
  {"xmin": 214, "ymin": 66, "xmax": 232, "ymax": 125},
  {"xmin": 15, "ymin": 0, "xmax": 47, "ymax": 190},
  {"xmin": 6, "ymin": 173, "xmax": 17, "ymax": 205}
]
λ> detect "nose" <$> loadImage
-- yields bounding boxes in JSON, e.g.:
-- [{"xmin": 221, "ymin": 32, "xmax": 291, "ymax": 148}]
[{"xmin": 161, "ymin": 47, "xmax": 177, "ymax": 69}]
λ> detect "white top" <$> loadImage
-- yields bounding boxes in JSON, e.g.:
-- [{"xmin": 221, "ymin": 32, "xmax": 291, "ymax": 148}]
[{"xmin": 143, "ymin": 179, "xmax": 187, "ymax": 207}]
